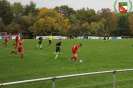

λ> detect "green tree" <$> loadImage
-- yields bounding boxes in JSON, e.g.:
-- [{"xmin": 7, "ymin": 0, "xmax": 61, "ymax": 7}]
[
  {"xmin": 80, "ymin": 22, "xmax": 90, "ymax": 35},
  {"xmin": 75, "ymin": 8, "xmax": 97, "ymax": 24},
  {"xmin": 12, "ymin": 2, "xmax": 24, "ymax": 23},
  {"xmin": 128, "ymin": 13, "xmax": 133, "ymax": 35},
  {"xmin": 116, "ymin": 16, "xmax": 130, "ymax": 36},
  {"xmin": 86, "ymin": 9, "xmax": 98, "ymax": 23},
  {"xmin": 0, "ymin": 0, "xmax": 13, "ymax": 25},
  {"xmin": 24, "ymin": 1, "xmax": 39, "ymax": 16},
  {"xmin": 54, "ymin": 5, "xmax": 75, "ymax": 18},
  {"xmin": 97, "ymin": 8, "xmax": 112, "ymax": 31},
  {"xmin": 0, "ymin": 18, "xmax": 5, "ymax": 31},
  {"xmin": 20, "ymin": 13, "xmax": 37, "ymax": 32},
  {"xmin": 75, "ymin": 8, "xmax": 87, "ymax": 23},
  {"xmin": 5, "ymin": 22, "xmax": 20, "ymax": 33}
]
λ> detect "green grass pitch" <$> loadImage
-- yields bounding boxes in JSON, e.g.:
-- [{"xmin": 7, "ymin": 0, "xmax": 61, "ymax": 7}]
[{"xmin": 0, "ymin": 39, "xmax": 133, "ymax": 88}]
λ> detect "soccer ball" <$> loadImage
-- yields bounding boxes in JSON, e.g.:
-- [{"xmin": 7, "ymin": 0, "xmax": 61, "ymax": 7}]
[{"xmin": 79, "ymin": 60, "xmax": 83, "ymax": 63}]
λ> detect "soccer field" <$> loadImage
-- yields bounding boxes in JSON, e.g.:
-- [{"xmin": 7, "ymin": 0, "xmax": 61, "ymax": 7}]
[{"xmin": 0, "ymin": 39, "xmax": 133, "ymax": 88}]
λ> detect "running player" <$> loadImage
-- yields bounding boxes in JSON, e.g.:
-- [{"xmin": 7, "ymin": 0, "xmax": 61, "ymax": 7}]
[
  {"xmin": 53, "ymin": 39, "xmax": 62, "ymax": 59},
  {"xmin": 35, "ymin": 36, "xmax": 43, "ymax": 50},
  {"xmin": 11, "ymin": 39, "xmax": 24, "ymax": 58},
  {"xmin": 48, "ymin": 35, "xmax": 52, "ymax": 46},
  {"xmin": 103, "ymin": 34, "xmax": 107, "ymax": 42},
  {"xmin": 13, "ymin": 33, "xmax": 20, "ymax": 48},
  {"xmin": 3, "ymin": 33, "xmax": 11, "ymax": 46},
  {"xmin": 69, "ymin": 44, "xmax": 82, "ymax": 63}
]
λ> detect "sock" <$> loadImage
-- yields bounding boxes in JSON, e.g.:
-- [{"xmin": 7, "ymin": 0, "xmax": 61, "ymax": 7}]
[
  {"xmin": 21, "ymin": 54, "xmax": 23, "ymax": 58},
  {"xmin": 55, "ymin": 54, "xmax": 58, "ymax": 59},
  {"xmin": 40, "ymin": 44, "xmax": 42, "ymax": 49},
  {"xmin": 53, "ymin": 52, "xmax": 57, "ymax": 55},
  {"xmin": 74, "ymin": 57, "xmax": 77, "ymax": 62}
]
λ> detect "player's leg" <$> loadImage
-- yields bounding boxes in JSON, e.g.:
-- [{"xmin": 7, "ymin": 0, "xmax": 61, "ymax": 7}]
[
  {"xmin": 35, "ymin": 44, "xmax": 39, "ymax": 49},
  {"xmin": 55, "ymin": 50, "xmax": 60, "ymax": 59},
  {"xmin": 4, "ymin": 39, "xmax": 8, "ymax": 46},
  {"xmin": 39, "ymin": 44, "xmax": 42, "ymax": 50},
  {"xmin": 55, "ymin": 52, "xmax": 58, "ymax": 59},
  {"xmin": 70, "ymin": 50, "xmax": 76, "ymax": 60},
  {"xmin": 11, "ymin": 51, "xmax": 18, "ymax": 54},
  {"xmin": 20, "ymin": 51, "xmax": 24, "ymax": 58},
  {"xmin": 49, "ymin": 40, "xmax": 51, "ymax": 45},
  {"xmin": 73, "ymin": 53, "xmax": 78, "ymax": 63},
  {"xmin": 14, "ymin": 41, "xmax": 18, "ymax": 48}
]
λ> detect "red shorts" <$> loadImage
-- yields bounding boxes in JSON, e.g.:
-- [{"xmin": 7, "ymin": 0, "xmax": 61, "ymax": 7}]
[
  {"xmin": 18, "ymin": 47, "xmax": 23, "ymax": 53},
  {"xmin": 5, "ymin": 39, "xmax": 8, "ymax": 43},
  {"xmin": 72, "ymin": 49, "xmax": 77, "ymax": 54}
]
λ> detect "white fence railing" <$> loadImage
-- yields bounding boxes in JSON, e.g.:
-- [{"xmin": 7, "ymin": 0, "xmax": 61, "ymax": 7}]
[{"xmin": 0, "ymin": 69, "xmax": 133, "ymax": 88}]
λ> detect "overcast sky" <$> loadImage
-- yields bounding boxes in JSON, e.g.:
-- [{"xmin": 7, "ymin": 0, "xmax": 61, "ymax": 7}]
[{"xmin": 9, "ymin": 0, "xmax": 131, "ymax": 12}]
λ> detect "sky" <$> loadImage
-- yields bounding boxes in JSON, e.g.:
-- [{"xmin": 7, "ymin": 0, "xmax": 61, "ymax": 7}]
[{"xmin": 9, "ymin": 0, "xmax": 131, "ymax": 12}]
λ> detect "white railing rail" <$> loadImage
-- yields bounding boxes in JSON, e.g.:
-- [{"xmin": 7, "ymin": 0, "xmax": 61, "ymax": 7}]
[{"xmin": 0, "ymin": 68, "xmax": 133, "ymax": 88}]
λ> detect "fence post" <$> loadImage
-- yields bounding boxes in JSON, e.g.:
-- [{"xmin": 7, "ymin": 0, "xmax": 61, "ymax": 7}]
[
  {"xmin": 113, "ymin": 71, "xmax": 116, "ymax": 88},
  {"xmin": 52, "ymin": 78, "xmax": 55, "ymax": 88}
]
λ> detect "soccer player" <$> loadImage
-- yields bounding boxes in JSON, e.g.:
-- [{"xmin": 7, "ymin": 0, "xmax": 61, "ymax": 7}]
[
  {"xmin": 11, "ymin": 39, "xmax": 24, "ymax": 58},
  {"xmin": 35, "ymin": 36, "xmax": 43, "ymax": 50},
  {"xmin": 13, "ymin": 33, "xmax": 20, "ymax": 48},
  {"xmin": 3, "ymin": 33, "xmax": 11, "ymax": 46},
  {"xmin": 69, "ymin": 44, "xmax": 82, "ymax": 63},
  {"xmin": 53, "ymin": 39, "xmax": 62, "ymax": 59},
  {"xmin": 48, "ymin": 35, "xmax": 52, "ymax": 46},
  {"xmin": 103, "ymin": 34, "xmax": 107, "ymax": 42}
]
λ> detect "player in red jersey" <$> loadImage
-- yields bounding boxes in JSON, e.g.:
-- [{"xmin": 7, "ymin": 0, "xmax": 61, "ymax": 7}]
[
  {"xmin": 13, "ymin": 33, "xmax": 20, "ymax": 48},
  {"xmin": 69, "ymin": 44, "xmax": 82, "ymax": 63},
  {"xmin": 3, "ymin": 33, "xmax": 11, "ymax": 46},
  {"xmin": 11, "ymin": 39, "xmax": 24, "ymax": 58}
]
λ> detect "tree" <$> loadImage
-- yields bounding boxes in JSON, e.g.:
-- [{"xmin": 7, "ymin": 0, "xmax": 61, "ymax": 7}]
[
  {"xmin": 116, "ymin": 16, "xmax": 130, "ymax": 36},
  {"xmin": 0, "ymin": 18, "xmax": 5, "ymax": 31},
  {"xmin": 12, "ymin": 2, "xmax": 24, "ymax": 23},
  {"xmin": 24, "ymin": 1, "xmax": 39, "ymax": 16},
  {"xmin": 54, "ymin": 5, "xmax": 75, "ymax": 18},
  {"xmin": 75, "ymin": 8, "xmax": 87, "ymax": 23},
  {"xmin": 75, "ymin": 8, "xmax": 97, "ymax": 24},
  {"xmin": 0, "ymin": 0, "xmax": 13, "ymax": 25},
  {"xmin": 128, "ymin": 13, "xmax": 133, "ymax": 35},
  {"xmin": 97, "ymin": 8, "xmax": 112, "ymax": 31},
  {"xmin": 5, "ymin": 22, "xmax": 21, "ymax": 33},
  {"xmin": 30, "ymin": 8, "xmax": 70, "ymax": 35},
  {"xmin": 20, "ymin": 13, "xmax": 37, "ymax": 32},
  {"xmin": 80, "ymin": 22, "xmax": 90, "ymax": 35}
]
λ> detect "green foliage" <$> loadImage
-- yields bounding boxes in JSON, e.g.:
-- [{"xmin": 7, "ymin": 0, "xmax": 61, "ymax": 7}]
[
  {"xmin": 5, "ymin": 22, "xmax": 21, "ymax": 33},
  {"xmin": 116, "ymin": 16, "xmax": 131, "ymax": 36},
  {"xmin": 12, "ymin": 2, "xmax": 24, "ymax": 23},
  {"xmin": 0, "ymin": 18, "xmax": 5, "ymax": 31},
  {"xmin": 23, "ymin": 1, "xmax": 39, "ymax": 16},
  {"xmin": 128, "ymin": 13, "xmax": 133, "ymax": 35},
  {"xmin": 20, "ymin": 13, "xmax": 37, "ymax": 32},
  {"xmin": 0, "ymin": 39, "xmax": 133, "ymax": 88},
  {"xmin": 54, "ymin": 5, "xmax": 75, "ymax": 18},
  {"xmin": 0, "ymin": 0, "xmax": 13, "ymax": 25}
]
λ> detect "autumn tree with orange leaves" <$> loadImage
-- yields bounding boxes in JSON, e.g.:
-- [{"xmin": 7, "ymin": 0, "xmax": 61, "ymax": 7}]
[{"xmin": 29, "ymin": 8, "xmax": 70, "ymax": 35}]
